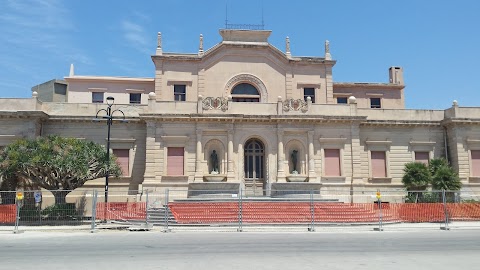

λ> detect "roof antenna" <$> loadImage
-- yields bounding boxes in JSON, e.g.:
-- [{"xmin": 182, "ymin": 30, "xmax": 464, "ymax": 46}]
[
  {"xmin": 261, "ymin": 1, "xmax": 264, "ymax": 29},
  {"xmin": 225, "ymin": 3, "xmax": 228, "ymax": 28}
]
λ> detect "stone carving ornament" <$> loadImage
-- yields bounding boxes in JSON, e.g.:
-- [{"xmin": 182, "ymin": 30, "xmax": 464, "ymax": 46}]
[
  {"xmin": 283, "ymin": 99, "xmax": 308, "ymax": 112},
  {"xmin": 202, "ymin": 97, "xmax": 229, "ymax": 111}
]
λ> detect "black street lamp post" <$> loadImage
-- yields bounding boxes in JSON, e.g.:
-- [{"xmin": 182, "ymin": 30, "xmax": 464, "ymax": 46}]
[{"xmin": 95, "ymin": 96, "xmax": 125, "ymax": 206}]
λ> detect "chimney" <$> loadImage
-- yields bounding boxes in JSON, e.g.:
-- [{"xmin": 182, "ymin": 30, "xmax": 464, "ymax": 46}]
[{"xmin": 389, "ymin": 66, "xmax": 404, "ymax": 85}]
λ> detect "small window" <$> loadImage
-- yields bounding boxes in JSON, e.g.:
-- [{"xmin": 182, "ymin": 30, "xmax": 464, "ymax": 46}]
[
  {"xmin": 174, "ymin": 85, "xmax": 186, "ymax": 101},
  {"xmin": 129, "ymin": 93, "xmax": 141, "ymax": 104},
  {"xmin": 92, "ymin": 92, "xmax": 104, "ymax": 103},
  {"xmin": 337, "ymin": 97, "xmax": 348, "ymax": 104},
  {"xmin": 304, "ymin": 88, "xmax": 315, "ymax": 103},
  {"xmin": 370, "ymin": 98, "xmax": 381, "ymax": 108}
]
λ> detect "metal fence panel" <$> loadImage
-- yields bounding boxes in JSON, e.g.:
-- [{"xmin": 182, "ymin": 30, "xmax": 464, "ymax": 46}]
[
  {"xmin": 0, "ymin": 190, "xmax": 96, "ymax": 232},
  {"xmin": 94, "ymin": 190, "xmax": 146, "ymax": 227},
  {"xmin": 447, "ymin": 189, "xmax": 480, "ymax": 229},
  {"xmin": 2, "ymin": 187, "xmax": 480, "ymax": 232}
]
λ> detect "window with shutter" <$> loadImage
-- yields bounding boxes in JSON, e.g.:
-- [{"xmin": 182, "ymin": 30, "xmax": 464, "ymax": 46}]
[
  {"xmin": 415, "ymin": 152, "xmax": 429, "ymax": 165},
  {"xmin": 112, "ymin": 149, "xmax": 129, "ymax": 176},
  {"xmin": 371, "ymin": 151, "xmax": 387, "ymax": 178},
  {"xmin": 472, "ymin": 150, "xmax": 480, "ymax": 177},
  {"xmin": 167, "ymin": 147, "xmax": 184, "ymax": 175},
  {"xmin": 324, "ymin": 149, "xmax": 341, "ymax": 176}
]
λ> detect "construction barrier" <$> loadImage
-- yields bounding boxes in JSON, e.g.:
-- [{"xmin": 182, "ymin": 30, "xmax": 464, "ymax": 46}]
[
  {"xmin": 0, "ymin": 205, "xmax": 16, "ymax": 224},
  {"xmin": 96, "ymin": 202, "xmax": 146, "ymax": 221}
]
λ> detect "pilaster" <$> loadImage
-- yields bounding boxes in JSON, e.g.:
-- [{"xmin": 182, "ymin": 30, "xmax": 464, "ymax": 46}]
[
  {"xmin": 143, "ymin": 121, "xmax": 159, "ymax": 185},
  {"xmin": 194, "ymin": 128, "xmax": 204, "ymax": 181},
  {"xmin": 227, "ymin": 129, "xmax": 235, "ymax": 181},
  {"xmin": 307, "ymin": 130, "xmax": 317, "ymax": 181},
  {"xmin": 277, "ymin": 129, "xmax": 286, "ymax": 182}
]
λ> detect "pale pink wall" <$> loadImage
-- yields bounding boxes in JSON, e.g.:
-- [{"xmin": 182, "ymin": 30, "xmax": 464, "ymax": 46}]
[
  {"xmin": 66, "ymin": 78, "xmax": 154, "ymax": 104},
  {"xmin": 333, "ymin": 86, "xmax": 404, "ymax": 109},
  {"xmin": 155, "ymin": 46, "xmax": 329, "ymax": 103}
]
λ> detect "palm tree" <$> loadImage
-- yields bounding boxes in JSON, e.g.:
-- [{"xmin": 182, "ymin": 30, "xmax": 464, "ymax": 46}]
[
  {"xmin": 402, "ymin": 162, "xmax": 431, "ymax": 202},
  {"xmin": 430, "ymin": 158, "xmax": 461, "ymax": 202}
]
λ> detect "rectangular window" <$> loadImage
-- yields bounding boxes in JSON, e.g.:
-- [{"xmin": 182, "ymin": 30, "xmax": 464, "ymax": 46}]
[
  {"xmin": 167, "ymin": 147, "xmax": 184, "ymax": 175},
  {"xmin": 415, "ymin": 152, "xmax": 430, "ymax": 165},
  {"xmin": 337, "ymin": 97, "xmax": 348, "ymax": 104},
  {"xmin": 370, "ymin": 98, "xmax": 381, "ymax": 108},
  {"xmin": 303, "ymin": 88, "xmax": 315, "ymax": 103},
  {"xmin": 112, "ymin": 149, "xmax": 129, "ymax": 176},
  {"xmin": 92, "ymin": 92, "xmax": 104, "ymax": 103},
  {"xmin": 472, "ymin": 150, "xmax": 480, "ymax": 177},
  {"xmin": 129, "ymin": 93, "xmax": 141, "ymax": 104},
  {"xmin": 174, "ymin": 85, "xmax": 186, "ymax": 101},
  {"xmin": 324, "ymin": 149, "xmax": 341, "ymax": 176},
  {"xmin": 371, "ymin": 151, "xmax": 387, "ymax": 178}
]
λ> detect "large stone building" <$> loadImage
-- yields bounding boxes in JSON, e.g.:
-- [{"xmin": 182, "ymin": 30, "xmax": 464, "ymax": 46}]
[{"xmin": 2, "ymin": 29, "xmax": 480, "ymax": 200}]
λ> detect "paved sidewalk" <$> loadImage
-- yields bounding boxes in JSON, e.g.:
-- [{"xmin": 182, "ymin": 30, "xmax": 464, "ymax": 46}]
[{"xmin": 1, "ymin": 221, "xmax": 480, "ymax": 233}]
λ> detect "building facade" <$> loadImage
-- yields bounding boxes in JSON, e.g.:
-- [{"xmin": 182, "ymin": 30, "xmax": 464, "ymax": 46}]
[{"xmin": 2, "ymin": 29, "xmax": 480, "ymax": 200}]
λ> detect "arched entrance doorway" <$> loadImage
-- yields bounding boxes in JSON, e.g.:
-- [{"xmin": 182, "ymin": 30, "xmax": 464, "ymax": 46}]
[{"xmin": 244, "ymin": 139, "xmax": 265, "ymax": 196}]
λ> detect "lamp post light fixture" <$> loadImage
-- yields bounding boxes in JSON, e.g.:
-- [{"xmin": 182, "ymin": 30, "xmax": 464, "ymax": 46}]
[{"xmin": 95, "ymin": 96, "xmax": 126, "ymax": 206}]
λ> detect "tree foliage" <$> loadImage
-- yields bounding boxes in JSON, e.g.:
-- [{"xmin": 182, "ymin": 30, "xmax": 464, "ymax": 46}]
[
  {"xmin": 430, "ymin": 158, "xmax": 461, "ymax": 191},
  {"xmin": 0, "ymin": 136, "xmax": 121, "ymax": 204},
  {"xmin": 402, "ymin": 162, "xmax": 431, "ymax": 191},
  {"xmin": 402, "ymin": 158, "xmax": 461, "ymax": 192}
]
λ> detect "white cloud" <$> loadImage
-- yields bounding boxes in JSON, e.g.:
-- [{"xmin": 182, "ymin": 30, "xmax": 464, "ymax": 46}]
[
  {"xmin": 0, "ymin": 0, "xmax": 92, "ymax": 74},
  {"xmin": 0, "ymin": 0, "xmax": 93, "ymax": 96},
  {"xmin": 122, "ymin": 20, "xmax": 151, "ymax": 54}
]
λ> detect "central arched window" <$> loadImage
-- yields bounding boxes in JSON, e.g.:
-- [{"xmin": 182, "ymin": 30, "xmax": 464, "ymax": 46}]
[{"xmin": 231, "ymin": 83, "xmax": 260, "ymax": 102}]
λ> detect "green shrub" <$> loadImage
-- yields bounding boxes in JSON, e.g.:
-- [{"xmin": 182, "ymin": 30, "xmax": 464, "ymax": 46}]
[
  {"xmin": 19, "ymin": 206, "xmax": 41, "ymax": 220},
  {"xmin": 41, "ymin": 203, "xmax": 77, "ymax": 220}
]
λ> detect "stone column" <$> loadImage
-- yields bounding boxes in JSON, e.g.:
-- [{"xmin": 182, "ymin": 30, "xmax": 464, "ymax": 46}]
[
  {"xmin": 227, "ymin": 129, "xmax": 235, "ymax": 180},
  {"xmin": 307, "ymin": 131, "xmax": 317, "ymax": 181},
  {"xmin": 143, "ymin": 121, "xmax": 158, "ymax": 186},
  {"xmin": 194, "ymin": 129, "xmax": 203, "ymax": 181},
  {"xmin": 277, "ymin": 130, "xmax": 286, "ymax": 182}
]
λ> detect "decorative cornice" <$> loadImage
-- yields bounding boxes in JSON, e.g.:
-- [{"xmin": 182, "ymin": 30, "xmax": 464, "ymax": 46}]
[
  {"xmin": 466, "ymin": 138, "xmax": 480, "ymax": 146},
  {"xmin": 365, "ymin": 140, "xmax": 392, "ymax": 145},
  {"xmin": 161, "ymin": 135, "xmax": 189, "ymax": 145},
  {"xmin": 334, "ymin": 82, "xmax": 404, "ymax": 90},
  {"xmin": 409, "ymin": 141, "xmax": 436, "ymax": 146},
  {"xmin": 319, "ymin": 137, "xmax": 347, "ymax": 144},
  {"xmin": 65, "ymin": 76, "xmax": 154, "ymax": 83}
]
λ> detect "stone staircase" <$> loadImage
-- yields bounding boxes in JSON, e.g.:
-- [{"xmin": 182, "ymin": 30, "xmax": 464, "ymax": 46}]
[{"xmin": 146, "ymin": 207, "xmax": 177, "ymax": 225}]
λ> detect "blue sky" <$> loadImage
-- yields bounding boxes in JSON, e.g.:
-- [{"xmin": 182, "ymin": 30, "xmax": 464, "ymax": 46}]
[{"xmin": 0, "ymin": 0, "xmax": 478, "ymax": 109}]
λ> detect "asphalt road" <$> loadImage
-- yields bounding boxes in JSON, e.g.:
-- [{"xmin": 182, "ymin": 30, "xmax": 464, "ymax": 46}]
[{"xmin": 1, "ymin": 230, "xmax": 479, "ymax": 270}]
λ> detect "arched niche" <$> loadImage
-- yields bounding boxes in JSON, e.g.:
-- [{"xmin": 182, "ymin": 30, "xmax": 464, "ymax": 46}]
[
  {"xmin": 285, "ymin": 139, "xmax": 307, "ymax": 175},
  {"xmin": 204, "ymin": 139, "xmax": 226, "ymax": 174}
]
